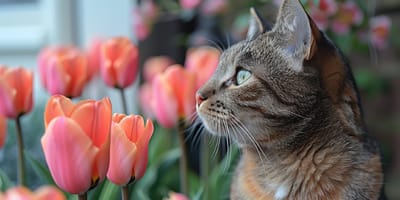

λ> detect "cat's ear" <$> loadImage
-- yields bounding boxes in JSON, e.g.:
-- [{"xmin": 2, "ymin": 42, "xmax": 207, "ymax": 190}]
[
  {"xmin": 247, "ymin": 8, "xmax": 272, "ymax": 40},
  {"xmin": 273, "ymin": 0, "xmax": 317, "ymax": 61}
]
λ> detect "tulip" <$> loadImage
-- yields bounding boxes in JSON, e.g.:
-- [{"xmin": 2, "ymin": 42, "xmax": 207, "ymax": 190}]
[
  {"xmin": 369, "ymin": 15, "xmax": 391, "ymax": 49},
  {"xmin": 38, "ymin": 46, "xmax": 89, "ymax": 98},
  {"xmin": 331, "ymin": 1, "xmax": 363, "ymax": 34},
  {"xmin": 3, "ymin": 186, "xmax": 34, "ymax": 200},
  {"xmin": 185, "ymin": 46, "xmax": 220, "ymax": 90},
  {"xmin": 132, "ymin": 0, "xmax": 158, "ymax": 41},
  {"xmin": 139, "ymin": 83, "xmax": 154, "ymax": 118},
  {"xmin": 166, "ymin": 192, "xmax": 189, "ymax": 200},
  {"xmin": 42, "ymin": 95, "xmax": 112, "ymax": 194},
  {"xmin": 86, "ymin": 38, "xmax": 103, "ymax": 80},
  {"xmin": 0, "ymin": 115, "xmax": 6, "ymax": 148},
  {"xmin": 151, "ymin": 65, "xmax": 196, "ymax": 128},
  {"xmin": 1, "ymin": 186, "xmax": 65, "ymax": 200},
  {"xmin": 100, "ymin": 37, "xmax": 139, "ymax": 89},
  {"xmin": 0, "ymin": 66, "xmax": 33, "ymax": 119},
  {"xmin": 107, "ymin": 113, "xmax": 154, "ymax": 185},
  {"xmin": 143, "ymin": 56, "xmax": 174, "ymax": 82},
  {"xmin": 35, "ymin": 186, "xmax": 66, "ymax": 200}
]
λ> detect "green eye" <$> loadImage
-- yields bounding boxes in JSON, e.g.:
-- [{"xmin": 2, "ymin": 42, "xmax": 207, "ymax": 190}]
[{"xmin": 235, "ymin": 69, "xmax": 252, "ymax": 85}]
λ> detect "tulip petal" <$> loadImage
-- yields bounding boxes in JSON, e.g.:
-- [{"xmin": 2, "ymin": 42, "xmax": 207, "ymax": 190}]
[
  {"xmin": 133, "ymin": 119, "xmax": 153, "ymax": 179},
  {"xmin": 70, "ymin": 97, "xmax": 112, "ymax": 147},
  {"xmin": 115, "ymin": 45, "xmax": 138, "ymax": 88},
  {"xmin": 0, "ymin": 79, "xmax": 16, "ymax": 118},
  {"xmin": 46, "ymin": 58, "xmax": 70, "ymax": 96},
  {"xmin": 151, "ymin": 75, "xmax": 178, "ymax": 128},
  {"xmin": 4, "ymin": 186, "xmax": 34, "ymax": 200},
  {"xmin": 107, "ymin": 123, "xmax": 137, "ymax": 185},
  {"xmin": 44, "ymin": 95, "xmax": 75, "ymax": 127},
  {"xmin": 35, "ymin": 186, "xmax": 66, "ymax": 200},
  {"xmin": 41, "ymin": 117, "xmax": 98, "ymax": 194}
]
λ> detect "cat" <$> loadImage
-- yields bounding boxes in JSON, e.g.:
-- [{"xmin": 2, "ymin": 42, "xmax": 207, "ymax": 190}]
[{"xmin": 195, "ymin": 0, "xmax": 385, "ymax": 199}]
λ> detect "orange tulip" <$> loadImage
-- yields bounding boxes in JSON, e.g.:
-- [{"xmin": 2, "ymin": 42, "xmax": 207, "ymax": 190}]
[
  {"xmin": 0, "ymin": 115, "xmax": 6, "ymax": 148},
  {"xmin": 107, "ymin": 113, "xmax": 154, "ymax": 185},
  {"xmin": 38, "ymin": 46, "xmax": 89, "ymax": 98},
  {"xmin": 0, "ymin": 66, "xmax": 33, "ymax": 119},
  {"xmin": 185, "ymin": 46, "xmax": 220, "ymax": 89},
  {"xmin": 100, "ymin": 37, "xmax": 139, "ymax": 89},
  {"xmin": 42, "ymin": 95, "xmax": 112, "ymax": 194},
  {"xmin": 151, "ymin": 65, "xmax": 196, "ymax": 128}
]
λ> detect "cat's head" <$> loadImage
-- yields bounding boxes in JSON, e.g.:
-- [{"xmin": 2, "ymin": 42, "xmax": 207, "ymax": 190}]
[{"xmin": 196, "ymin": 0, "xmax": 362, "ymax": 148}]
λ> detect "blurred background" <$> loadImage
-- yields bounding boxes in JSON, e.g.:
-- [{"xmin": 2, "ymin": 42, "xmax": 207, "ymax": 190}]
[{"xmin": 0, "ymin": 0, "xmax": 399, "ymax": 199}]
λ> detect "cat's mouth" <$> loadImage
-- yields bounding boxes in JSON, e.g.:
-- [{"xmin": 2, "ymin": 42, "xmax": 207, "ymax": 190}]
[{"xmin": 196, "ymin": 101, "xmax": 236, "ymax": 137}]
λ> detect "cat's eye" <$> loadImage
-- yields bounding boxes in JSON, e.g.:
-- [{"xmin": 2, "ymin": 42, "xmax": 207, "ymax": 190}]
[{"xmin": 235, "ymin": 69, "xmax": 252, "ymax": 85}]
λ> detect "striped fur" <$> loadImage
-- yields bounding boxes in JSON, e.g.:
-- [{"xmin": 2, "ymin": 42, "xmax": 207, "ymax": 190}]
[{"xmin": 196, "ymin": 0, "xmax": 384, "ymax": 199}]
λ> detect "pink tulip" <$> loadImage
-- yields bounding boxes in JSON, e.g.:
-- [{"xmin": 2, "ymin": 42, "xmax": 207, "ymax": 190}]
[
  {"xmin": 86, "ymin": 38, "xmax": 103, "ymax": 80},
  {"xmin": 143, "ymin": 56, "xmax": 174, "ymax": 82},
  {"xmin": 3, "ymin": 186, "xmax": 34, "ymax": 200},
  {"xmin": 331, "ymin": 1, "xmax": 363, "ymax": 34},
  {"xmin": 152, "ymin": 65, "xmax": 196, "ymax": 128},
  {"xmin": 38, "ymin": 46, "xmax": 89, "ymax": 98},
  {"xmin": 316, "ymin": 0, "xmax": 337, "ymax": 16},
  {"xmin": 35, "ymin": 186, "xmax": 66, "ymax": 200},
  {"xmin": 107, "ymin": 114, "xmax": 154, "ymax": 185},
  {"xmin": 133, "ymin": 11, "xmax": 151, "ymax": 41},
  {"xmin": 100, "ymin": 37, "xmax": 139, "ymax": 89},
  {"xmin": 180, "ymin": 0, "xmax": 201, "ymax": 10},
  {"xmin": 0, "ymin": 115, "xmax": 6, "ymax": 148},
  {"xmin": 185, "ymin": 46, "xmax": 220, "ymax": 90},
  {"xmin": 139, "ymin": 83, "xmax": 154, "ymax": 118},
  {"xmin": 0, "ymin": 66, "xmax": 33, "ymax": 119},
  {"xmin": 370, "ymin": 15, "xmax": 391, "ymax": 49},
  {"xmin": 42, "ymin": 95, "xmax": 112, "ymax": 194},
  {"xmin": 166, "ymin": 192, "xmax": 189, "ymax": 200},
  {"xmin": 1, "ymin": 186, "xmax": 65, "ymax": 200}
]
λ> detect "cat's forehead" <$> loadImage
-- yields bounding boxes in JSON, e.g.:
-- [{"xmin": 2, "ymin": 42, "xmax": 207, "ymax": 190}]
[{"xmin": 220, "ymin": 35, "xmax": 280, "ymax": 68}]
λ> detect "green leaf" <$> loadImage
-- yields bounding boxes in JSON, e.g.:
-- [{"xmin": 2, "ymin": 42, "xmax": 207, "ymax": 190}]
[
  {"xmin": 24, "ymin": 150, "xmax": 55, "ymax": 185},
  {"xmin": 98, "ymin": 180, "xmax": 120, "ymax": 200},
  {"xmin": 0, "ymin": 168, "xmax": 12, "ymax": 191}
]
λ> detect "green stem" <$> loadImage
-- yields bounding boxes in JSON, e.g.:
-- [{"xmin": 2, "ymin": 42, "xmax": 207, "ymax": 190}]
[
  {"xmin": 78, "ymin": 192, "xmax": 87, "ymax": 200},
  {"xmin": 122, "ymin": 185, "xmax": 130, "ymax": 200},
  {"xmin": 200, "ymin": 135, "xmax": 210, "ymax": 200},
  {"xmin": 15, "ymin": 116, "xmax": 26, "ymax": 186},
  {"xmin": 119, "ymin": 88, "xmax": 128, "ymax": 114},
  {"xmin": 178, "ymin": 121, "xmax": 188, "ymax": 195}
]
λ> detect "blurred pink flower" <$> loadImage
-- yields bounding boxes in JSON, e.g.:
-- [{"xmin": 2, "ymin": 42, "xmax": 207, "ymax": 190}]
[
  {"xmin": 100, "ymin": 37, "xmax": 139, "ymax": 89},
  {"xmin": 139, "ymin": 83, "xmax": 154, "ymax": 118},
  {"xmin": 107, "ymin": 114, "xmax": 154, "ymax": 185},
  {"xmin": 132, "ymin": 0, "xmax": 158, "ymax": 41},
  {"xmin": 332, "ymin": 1, "xmax": 363, "ymax": 34},
  {"xmin": 201, "ymin": 0, "xmax": 227, "ymax": 15},
  {"xmin": 0, "ymin": 66, "xmax": 33, "ymax": 118},
  {"xmin": 166, "ymin": 192, "xmax": 189, "ymax": 200},
  {"xmin": 369, "ymin": 15, "xmax": 391, "ymax": 49},
  {"xmin": 180, "ymin": 0, "xmax": 201, "ymax": 10},
  {"xmin": 152, "ymin": 65, "xmax": 196, "ymax": 128},
  {"xmin": 143, "ymin": 56, "xmax": 175, "ymax": 82},
  {"xmin": 42, "ymin": 95, "xmax": 112, "ymax": 194},
  {"xmin": 309, "ymin": 0, "xmax": 337, "ymax": 30},
  {"xmin": 86, "ymin": 38, "xmax": 104, "ymax": 80},
  {"xmin": 38, "ymin": 46, "xmax": 89, "ymax": 98},
  {"xmin": 185, "ymin": 46, "xmax": 220, "ymax": 90},
  {"xmin": 1, "ymin": 186, "xmax": 65, "ymax": 200}
]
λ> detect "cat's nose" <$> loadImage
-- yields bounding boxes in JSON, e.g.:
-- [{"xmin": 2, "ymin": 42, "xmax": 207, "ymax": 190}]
[{"xmin": 196, "ymin": 92, "xmax": 207, "ymax": 107}]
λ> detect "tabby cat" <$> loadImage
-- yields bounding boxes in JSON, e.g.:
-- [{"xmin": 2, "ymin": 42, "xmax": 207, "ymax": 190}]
[{"xmin": 195, "ymin": 0, "xmax": 385, "ymax": 199}]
